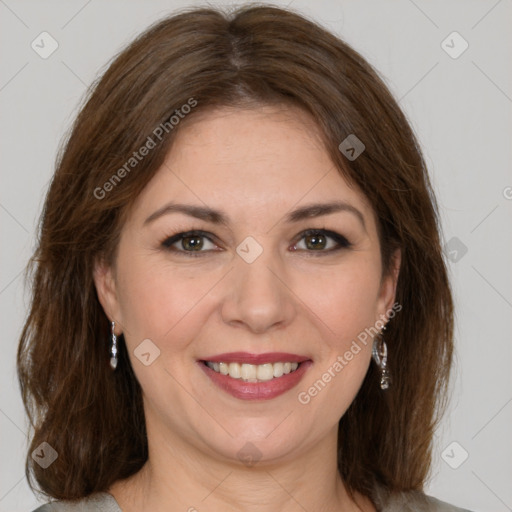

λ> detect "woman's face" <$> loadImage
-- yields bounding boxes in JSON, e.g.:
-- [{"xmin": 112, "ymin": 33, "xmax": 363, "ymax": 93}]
[{"xmin": 95, "ymin": 106, "xmax": 399, "ymax": 466}]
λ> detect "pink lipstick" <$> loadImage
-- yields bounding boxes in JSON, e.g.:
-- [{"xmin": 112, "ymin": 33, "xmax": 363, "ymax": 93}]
[{"xmin": 198, "ymin": 352, "xmax": 312, "ymax": 401}]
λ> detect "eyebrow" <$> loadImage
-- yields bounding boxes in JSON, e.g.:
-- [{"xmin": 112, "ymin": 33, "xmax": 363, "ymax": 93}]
[{"xmin": 144, "ymin": 200, "xmax": 366, "ymax": 230}]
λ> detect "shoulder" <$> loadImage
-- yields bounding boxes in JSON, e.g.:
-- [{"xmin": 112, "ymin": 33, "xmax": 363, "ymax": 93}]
[
  {"xmin": 379, "ymin": 488, "xmax": 474, "ymax": 511},
  {"xmin": 30, "ymin": 492, "xmax": 121, "ymax": 512}
]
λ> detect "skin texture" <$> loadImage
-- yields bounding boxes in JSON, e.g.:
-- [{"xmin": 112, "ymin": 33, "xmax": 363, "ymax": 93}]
[{"xmin": 94, "ymin": 106, "xmax": 400, "ymax": 512}]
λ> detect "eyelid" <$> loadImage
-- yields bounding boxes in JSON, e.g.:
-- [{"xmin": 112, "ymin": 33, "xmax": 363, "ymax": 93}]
[
  {"xmin": 161, "ymin": 230, "xmax": 220, "ymax": 252},
  {"xmin": 292, "ymin": 229, "xmax": 352, "ymax": 252}
]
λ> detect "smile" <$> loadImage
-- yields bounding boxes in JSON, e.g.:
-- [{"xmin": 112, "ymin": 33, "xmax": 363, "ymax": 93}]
[
  {"xmin": 204, "ymin": 361, "xmax": 300, "ymax": 382},
  {"xmin": 198, "ymin": 356, "xmax": 312, "ymax": 401}
]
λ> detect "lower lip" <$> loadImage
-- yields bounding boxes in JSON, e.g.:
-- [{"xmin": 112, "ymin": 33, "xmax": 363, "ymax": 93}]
[{"xmin": 198, "ymin": 360, "xmax": 313, "ymax": 401}]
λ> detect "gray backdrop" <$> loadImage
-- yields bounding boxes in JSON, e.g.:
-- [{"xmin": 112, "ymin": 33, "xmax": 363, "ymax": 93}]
[{"xmin": 1, "ymin": 1, "xmax": 511, "ymax": 511}]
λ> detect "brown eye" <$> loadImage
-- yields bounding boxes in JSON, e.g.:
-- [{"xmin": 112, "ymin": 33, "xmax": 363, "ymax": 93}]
[
  {"xmin": 292, "ymin": 229, "xmax": 352, "ymax": 254},
  {"xmin": 181, "ymin": 235, "xmax": 204, "ymax": 251},
  {"xmin": 162, "ymin": 230, "xmax": 219, "ymax": 255},
  {"xmin": 304, "ymin": 233, "xmax": 327, "ymax": 250}
]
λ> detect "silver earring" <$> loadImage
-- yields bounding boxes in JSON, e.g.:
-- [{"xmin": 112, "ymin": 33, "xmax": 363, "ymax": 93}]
[
  {"xmin": 372, "ymin": 326, "xmax": 390, "ymax": 390},
  {"xmin": 110, "ymin": 321, "xmax": 118, "ymax": 370}
]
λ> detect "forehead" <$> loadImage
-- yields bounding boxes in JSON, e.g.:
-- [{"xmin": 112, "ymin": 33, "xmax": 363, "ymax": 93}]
[{"xmin": 128, "ymin": 106, "xmax": 374, "ymax": 226}]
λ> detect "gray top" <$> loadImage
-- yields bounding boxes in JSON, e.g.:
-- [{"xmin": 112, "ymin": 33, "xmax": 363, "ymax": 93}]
[
  {"xmin": 31, "ymin": 493, "xmax": 119, "ymax": 512},
  {"xmin": 31, "ymin": 489, "xmax": 474, "ymax": 511}
]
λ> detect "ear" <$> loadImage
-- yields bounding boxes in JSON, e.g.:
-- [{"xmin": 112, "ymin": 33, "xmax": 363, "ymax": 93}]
[
  {"xmin": 376, "ymin": 248, "xmax": 401, "ymax": 321},
  {"xmin": 93, "ymin": 257, "xmax": 124, "ymax": 333}
]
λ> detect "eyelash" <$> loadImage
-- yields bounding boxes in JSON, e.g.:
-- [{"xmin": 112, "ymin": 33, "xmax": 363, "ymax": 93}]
[{"xmin": 160, "ymin": 229, "xmax": 352, "ymax": 257}]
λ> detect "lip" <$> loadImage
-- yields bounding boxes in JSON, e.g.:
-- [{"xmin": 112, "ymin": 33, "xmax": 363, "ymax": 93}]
[
  {"xmin": 197, "ymin": 359, "xmax": 313, "ymax": 401},
  {"xmin": 199, "ymin": 352, "xmax": 311, "ymax": 365}
]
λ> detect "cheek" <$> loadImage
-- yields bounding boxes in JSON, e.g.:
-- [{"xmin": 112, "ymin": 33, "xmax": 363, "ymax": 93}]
[
  {"xmin": 114, "ymin": 257, "xmax": 211, "ymax": 400},
  {"xmin": 115, "ymin": 252, "xmax": 227, "ymax": 360},
  {"xmin": 294, "ymin": 257, "xmax": 382, "ymax": 344},
  {"xmin": 295, "ymin": 263, "xmax": 380, "ymax": 416}
]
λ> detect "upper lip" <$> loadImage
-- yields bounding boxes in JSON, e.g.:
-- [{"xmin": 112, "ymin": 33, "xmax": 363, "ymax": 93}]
[{"xmin": 200, "ymin": 352, "xmax": 311, "ymax": 364}]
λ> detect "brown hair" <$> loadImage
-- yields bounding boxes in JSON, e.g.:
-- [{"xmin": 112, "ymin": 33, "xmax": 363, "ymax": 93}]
[{"xmin": 17, "ymin": 4, "xmax": 453, "ymax": 504}]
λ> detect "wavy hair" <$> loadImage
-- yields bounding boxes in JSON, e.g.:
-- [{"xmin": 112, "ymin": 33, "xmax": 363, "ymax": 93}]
[{"xmin": 17, "ymin": 4, "xmax": 453, "ymax": 504}]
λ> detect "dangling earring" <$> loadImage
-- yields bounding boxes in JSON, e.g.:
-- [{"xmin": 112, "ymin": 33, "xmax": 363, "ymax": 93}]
[
  {"xmin": 110, "ymin": 321, "xmax": 118, "ymax": 370},
  {"xmin": 372, "ymin": 325, "xmax": 390, "ymax": 390}
]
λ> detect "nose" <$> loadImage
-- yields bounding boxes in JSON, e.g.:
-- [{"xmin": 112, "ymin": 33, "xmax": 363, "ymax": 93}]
[{"xmin": 220, "ymin": 247, "xmax": 297, "ymax": 334}]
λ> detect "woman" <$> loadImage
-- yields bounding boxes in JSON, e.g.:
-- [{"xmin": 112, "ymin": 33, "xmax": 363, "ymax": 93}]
[{"xmin": 18, "ymin": 5, "xmax": 472, "ymax": 511}]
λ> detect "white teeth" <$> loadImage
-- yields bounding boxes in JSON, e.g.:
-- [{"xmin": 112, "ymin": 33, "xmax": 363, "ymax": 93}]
[
  {"xmin": 228, "ymin": 362, "xmax": 241, "ymax": 379},
  {"xmin": 273, "ymin": 362, "xmax": 284, "ymax": 378},
  {"xmin": 205, "ymin": 361, "xmax": 301, "ymax": 381},
  {"xmin": 241, "ymin": 363, "xmax": 256, "ymax": 380},
  {"xmin": 256, "ymin": 363, "xmax": 274, "ymax": 381}
]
